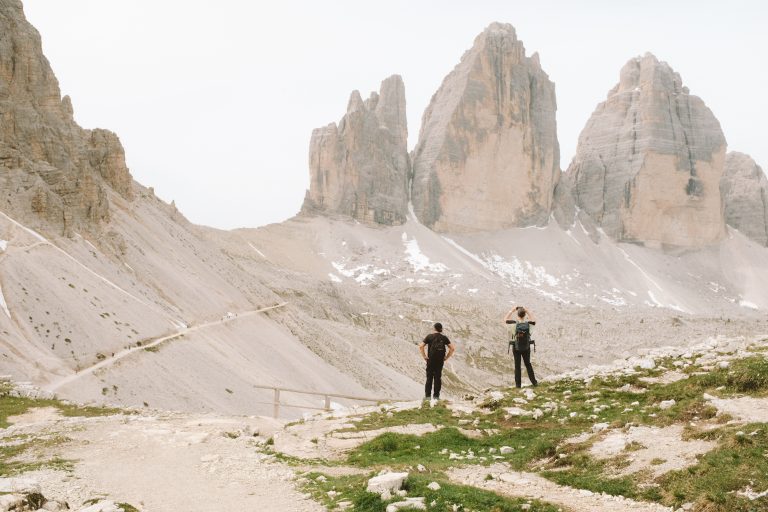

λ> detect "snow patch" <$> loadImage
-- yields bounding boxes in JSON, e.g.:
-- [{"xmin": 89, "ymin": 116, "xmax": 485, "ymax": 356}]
[
  {"xmin": 248, "ymin": 243, "xmax": 267, "ymax": 259},
  {"xmin": 331, "ymin": 261, "xmax": 389, "ymax": 285},
  {"xmin": 485, "ymin": 254, "xmax": 560, "ymax": 287},
  {"xmin": 441, "ymin": 237, "xmax": 486, "ymax": 267},
  {"xmin": 0, "ymin": 283, "xmax": 10, "ymax": 318},
  {"xmin": 403, "ymin": 235, "xmax": 447, "ymax": 273},
  {"xmin": 0, "ymin": 240, "xmax": 7, "ymax": 252},
  {"xmin": 328, "ymin": 273, "xmax": 342, "ymax": 283},
  {"xmin": 739, "ymin": 300, "xmax": 759, "ymax": 310}
]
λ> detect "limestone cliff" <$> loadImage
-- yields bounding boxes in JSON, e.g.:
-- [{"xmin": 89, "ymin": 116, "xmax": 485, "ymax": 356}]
[
  {"xmin": 410, "ymin": 23, "xmax": 559, "ymax": 232},
  {"xmin": 0, "ymin": 0, "xmax": 134, "ymax": 237},
  {"xmin": 567, "ymin": 53, "xmax": 726, "ymax": 249},
  {"xmin": 720, "ymin": 152, "xmax": 768, "ymax": 246},
  {"xmin": 303, "ymin": 75, "xmax": 409, "ymax": 225}
]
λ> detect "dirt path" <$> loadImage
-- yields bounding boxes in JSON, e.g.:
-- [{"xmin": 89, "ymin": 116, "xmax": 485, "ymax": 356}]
[
  {"xmin": 44, "ymin": 302, "xmax": 288, "ymax": 393},
  {"xmin": 448, "ymin": 464, "xmax": 673, "ymax": 512},
  {"xmin": 6, "ymin": 409, "xmax": 322, "ymax": 512}
]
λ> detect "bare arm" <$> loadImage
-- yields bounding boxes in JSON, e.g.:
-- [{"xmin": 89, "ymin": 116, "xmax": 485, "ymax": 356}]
[
  {"xmin": 503, "ymin": 307, "xmax": 517, "ymax": 323},
  {"xmin": 526, "ymin": 309, "xmax": 536, "ymax": 323},
  {"xmin": 445, "ymin": 343, "xmax": 455, "ymax": 361},
  {"xmin": 419, "ymin": 343, "xmax": 428, "ymax": 361}
]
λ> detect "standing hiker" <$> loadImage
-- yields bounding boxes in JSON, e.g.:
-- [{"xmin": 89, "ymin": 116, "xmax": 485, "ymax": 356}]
[
  {"xmin": 504, "ymin": 306, "xmax": 538, "ymax": 388},
  {"xmin": 419, "ymin": 322, "xmax": 454, "ymax": 400}
]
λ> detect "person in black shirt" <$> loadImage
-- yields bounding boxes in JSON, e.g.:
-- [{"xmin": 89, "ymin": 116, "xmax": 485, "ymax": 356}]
[
  {"xmin": 504, "ymin": 306, "xmax": 538, "ymax": 388},
  {"xmin": 419, "ymin": 322, "xmax": 455, "ymax": 400}
]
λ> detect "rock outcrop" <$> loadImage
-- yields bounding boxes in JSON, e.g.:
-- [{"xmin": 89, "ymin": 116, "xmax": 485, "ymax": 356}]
[
  {"xmin": 0, "ymin": 0, "xmax": 134, "ymax": 236},
  {"xmin": 303, "ymin": 75, "xmax": 409, "ymax": 225},
  {"xmin": 410, "ymin": 23, "xmax": 559, "ymax": 232},
  {"xmin": 720, "ymin": 152, "xmax": 768, "ymax": 246},
  {"xmin": 566, "ymin": 53, "xmax": 726, "ymax": 249}
]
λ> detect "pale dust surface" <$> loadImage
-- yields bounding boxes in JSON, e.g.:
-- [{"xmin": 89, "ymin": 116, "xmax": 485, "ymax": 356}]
[
  {"xmin": 589, "ymin": 425, "xmax": 716, "ymax": 477},
  {"xmin": 6, "ymin": 412, "xmax": 323, "ymax": 512}
]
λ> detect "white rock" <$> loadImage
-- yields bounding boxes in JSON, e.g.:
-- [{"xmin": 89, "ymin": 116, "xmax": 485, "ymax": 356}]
[
  {"xmin": 367, "ymin": 472, "xmax": 409, "ymax": 495},
  {"xmin": 592, "ymin": 422, "xmax": 610, "ymax": 433},
  {"xmin": 427, "ymin": 481, "xmax": 441, "ymax": 491},
  {"xmin": 531, "ymin": 408, "xmax": 544, "ymax": 420},
  {"xmin": 386, "ymin": 497, "xmax": 426, "ymax": 512},
  {"xmin": 636, "ymin": 359, "xmax": 656, "ymax": 370},
  {"xmin": 0, "ymin": 477, "xmax": 40, "ymax": 493},
  {"xmin": 499, "ymin": 446, "xmax": 514, "ymax": 454},
  {"xmin": 489, "ymin": 391, "xmax": 505, "ymax": 401},
  {"xmin": 77, "ymin": 501, "xmax": 122, "ymax": 512},
  {"xmin": 0, "ymin": 495, "xmax": 24, "ymax": 511},
  {"xmin": 659, "ymin": 399, "xmax": 676, "ymax": 410},
  {"xmin": 416, "ymin": 464, "xmax": 426, "ymax": 472},
  {"xmin": 718, "ymin": 361, "xmax": 731, "ymax": 369},
  {"xmin": 503, "ymin": 407, "xmax": 530, "ymax": 417}
]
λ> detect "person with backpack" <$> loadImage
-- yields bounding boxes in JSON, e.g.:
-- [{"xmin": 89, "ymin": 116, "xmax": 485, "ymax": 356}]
[
  {"xmin": 419, "ymin": 322, "xmax": 454, "ymax": 400},
  {"xmin": 504, "ymin": 306, "xmax": 538, "ymax": 388}
]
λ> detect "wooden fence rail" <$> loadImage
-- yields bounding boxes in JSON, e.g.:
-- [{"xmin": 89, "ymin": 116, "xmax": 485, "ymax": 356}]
[{"xmin": 250, "ymin": 384, "xmax": 408, "ymax": 419}]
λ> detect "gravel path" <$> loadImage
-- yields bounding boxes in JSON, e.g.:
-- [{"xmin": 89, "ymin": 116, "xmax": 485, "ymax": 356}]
[{"xmin": 5, "ymin": 409, "xmax": 323, "ymax": 512}]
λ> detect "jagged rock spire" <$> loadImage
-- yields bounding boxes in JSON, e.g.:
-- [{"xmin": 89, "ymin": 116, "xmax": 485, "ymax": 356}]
[
  {"xmin": 410, "ymin": 22, "xmax": 560, "ymax": 232},
  {"xmin": 303, "ymin": 75, "xmax": 409, "ymax": 226},
  {"xmin": 721, "ymin": 152, "xmax": 768, "ymax": 246}
]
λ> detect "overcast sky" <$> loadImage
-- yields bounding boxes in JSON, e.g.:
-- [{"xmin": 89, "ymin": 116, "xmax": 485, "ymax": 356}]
[{"xmin": 23, "ymin": 1, "xmax": 767, "ymax": 230}]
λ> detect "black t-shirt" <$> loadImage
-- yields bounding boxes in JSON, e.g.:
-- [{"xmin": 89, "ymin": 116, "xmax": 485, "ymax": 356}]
[{"xmin": 423, "ymin": 333, "xmax": 450, "ymax": 359}]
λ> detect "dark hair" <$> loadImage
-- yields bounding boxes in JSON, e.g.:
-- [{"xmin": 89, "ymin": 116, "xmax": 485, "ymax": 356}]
[
  {"xmin": 517, "ymin": 308, "xmax": 526, "ymax": 319},
  {"xmin": 434, "ymin": 322, "xmax": 443, "ymax": 332}
]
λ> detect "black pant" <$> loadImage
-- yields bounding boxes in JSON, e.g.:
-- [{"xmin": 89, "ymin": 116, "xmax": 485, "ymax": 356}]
[
  {"xmin": 425, "ymin": 358, "xmax": 444, "ymax": 398},
  {"xmin": 513, "ymin": 349, "xmax": 537, "ymax": 388}
]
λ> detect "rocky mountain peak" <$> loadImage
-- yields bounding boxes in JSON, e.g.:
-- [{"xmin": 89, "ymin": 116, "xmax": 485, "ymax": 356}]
[
  {"xmin": 720, "ymin": 152, "xmax": 768, "ymax": 246},
  {"xmin": 0, "ymin": 0, "xmax": 135, "ymax": 237},
  {"xmin": 410, "ymin": 22, "xmax": 560, "ymax": 232},
  {"xmin": 303, "ymin": 74, "xmax": 409, "ymax": 225},
  {"xmin": 564, "ymin": 54, "xmax": 727, "ymax": 249}
]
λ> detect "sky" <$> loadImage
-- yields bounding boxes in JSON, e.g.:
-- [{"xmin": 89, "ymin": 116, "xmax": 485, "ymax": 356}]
[{"xmin": 23, "ymin": 1, "xmax": 768, "ymax": 230}]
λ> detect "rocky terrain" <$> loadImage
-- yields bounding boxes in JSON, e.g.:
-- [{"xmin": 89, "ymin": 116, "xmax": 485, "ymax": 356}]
[
  {"xmin": 2, "ymin": 332, "xmax": 767, "ymax": 511},
  {"xmin": 410, "ymin": 23, "xmax": 560, "ymax": 232},
  {"xmin": 0, "ymin": 0, "xmax": 133, "ymax": 238},
  {"xmin": 563, "ymin": 54, "xmax": 727, "ymax": 249}
]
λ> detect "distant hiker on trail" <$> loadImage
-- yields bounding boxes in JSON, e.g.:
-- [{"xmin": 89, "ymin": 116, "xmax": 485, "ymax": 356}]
[
  {"xmin": 504, "ymin": 306, "xmax": 538, "ymax": 388},
  {"xmin": 419, "ymin": 322, "xmax": 454, "ymax": 401}
]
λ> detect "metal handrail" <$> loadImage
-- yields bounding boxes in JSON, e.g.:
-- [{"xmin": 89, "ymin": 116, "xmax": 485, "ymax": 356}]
[{"xmin": 249, "ymin": 384, "xmax": 410, "ymax": 418}]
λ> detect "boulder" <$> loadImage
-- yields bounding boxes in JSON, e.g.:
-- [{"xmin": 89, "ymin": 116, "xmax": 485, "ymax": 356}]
[
  {"xmin": 566, "ymin": 53, "xmax": 727, "ymax": 249},
  {"xmin": 411, "ymin": 23, "xmax": 560, "ymax": 232},
  {"xmin": 303, "ymin": 75, "xmax": 409, "ymax": 225},
  {"xmin": 720, "ymin": 152, "xmax": 768, "ymax": 246},
  {"xmin": 367, "ymin": 471, "xmax": 409, "ymax": 495}
]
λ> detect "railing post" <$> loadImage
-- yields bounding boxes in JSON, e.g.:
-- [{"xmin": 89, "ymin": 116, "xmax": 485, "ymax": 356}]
[
  {"xmin": 273, "ymin": 388, "xmax": 280, "ymax": 419},
  {"xmin": 324, "ymin": 395, "xmax": 331, "ymax": 411}
]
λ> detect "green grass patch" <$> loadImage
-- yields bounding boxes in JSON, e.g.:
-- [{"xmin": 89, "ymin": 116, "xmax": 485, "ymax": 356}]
[
  {"xmin": 656, "ymin": 424, "xmax": 768, "ymax": 510},
  {"xmin": 0, "ymin": 393, "xmax": 124, "ymax": 429},
  {"xmin": 302, "ymin": 471, "xmax": 562, "ymax": 512},
  {"xmin": 0, "ymin": 435, "xmax": 73, "ymax": 476},
  {"xmin": 338, "ymin": 401, "xmax": 495, "ymax": 433},
  {"xmin": 348, "ymin": 425, "xmax": 573, "ymax": 471}
]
